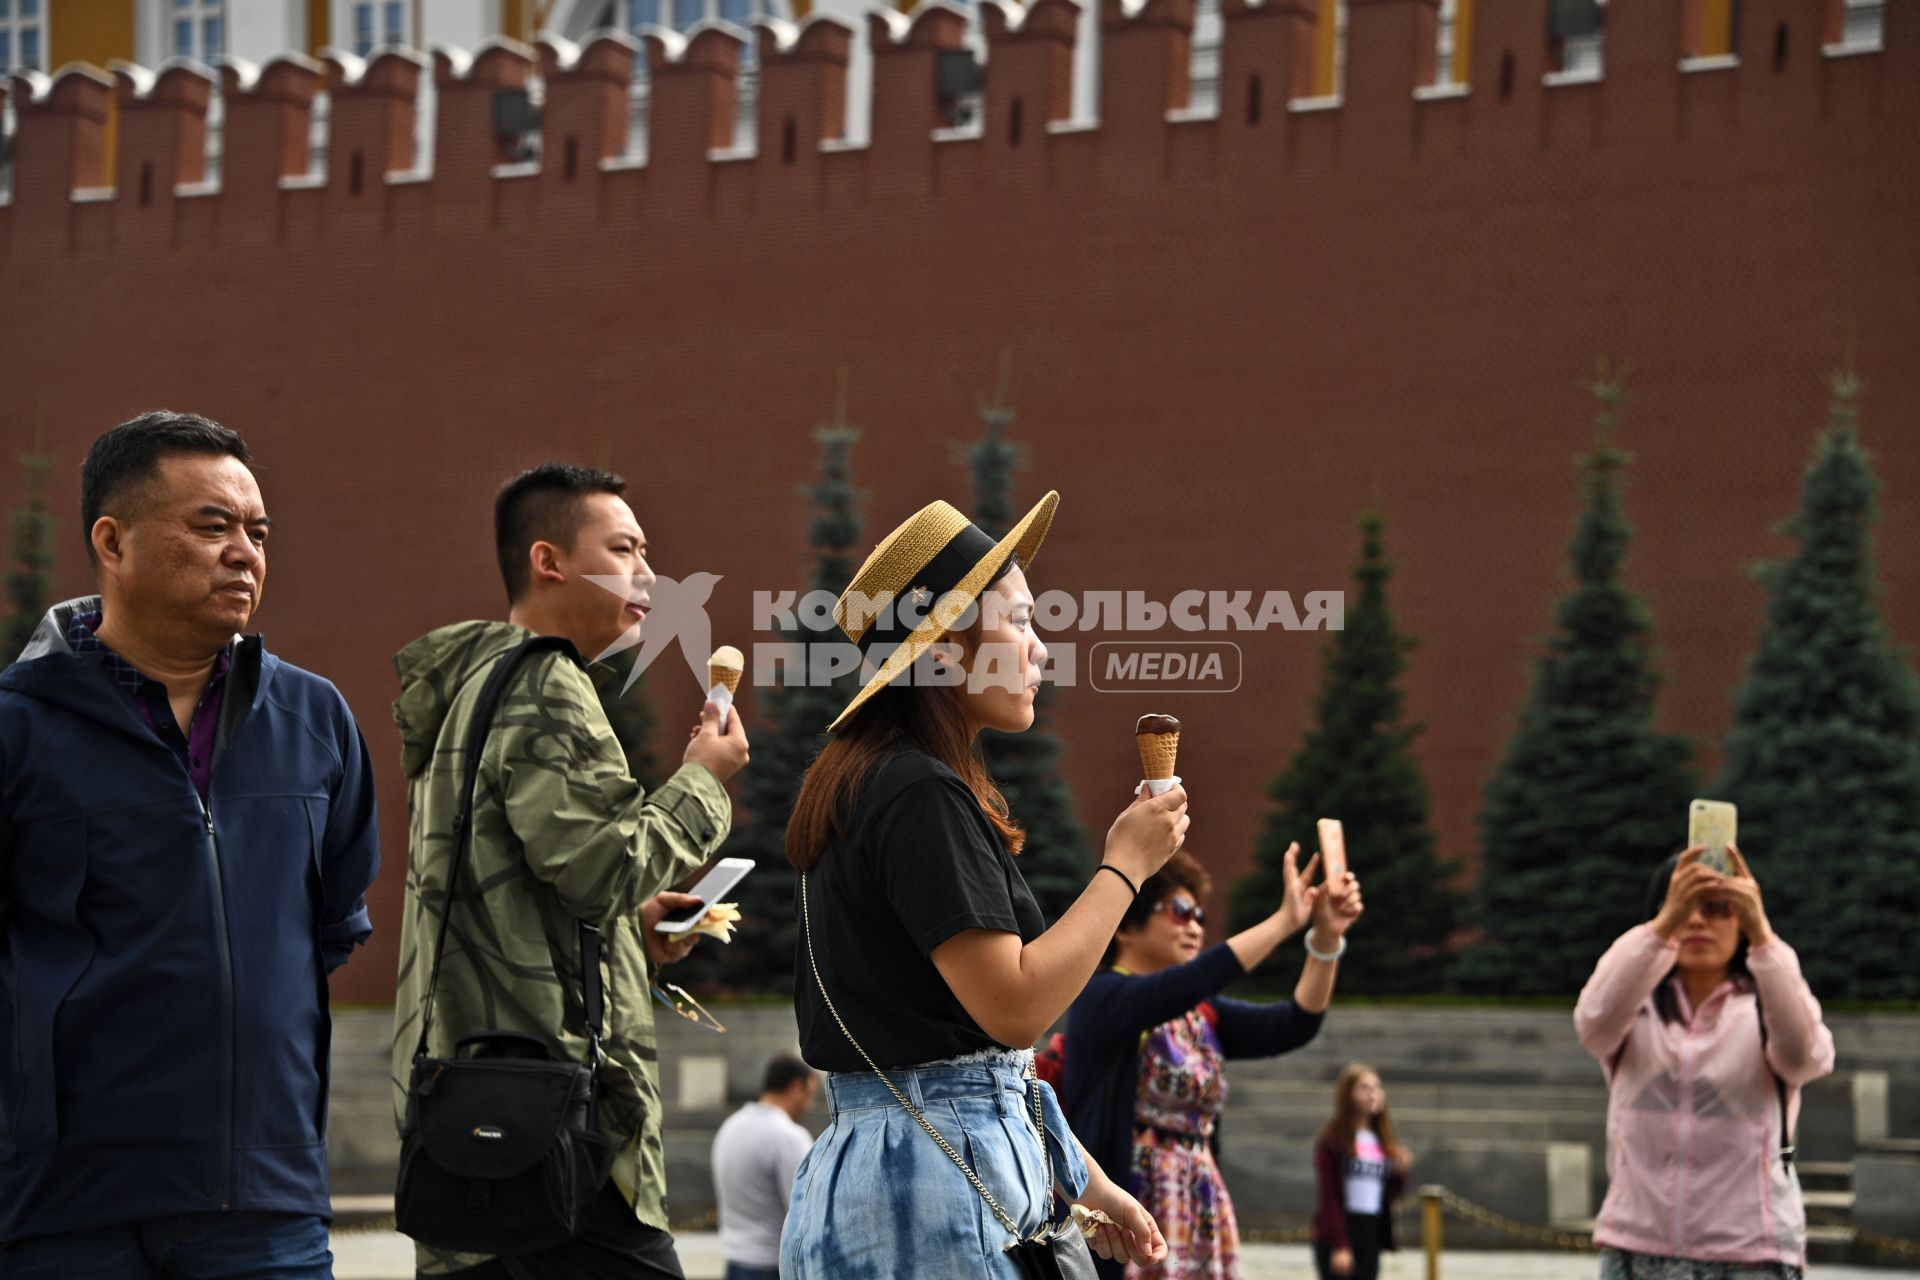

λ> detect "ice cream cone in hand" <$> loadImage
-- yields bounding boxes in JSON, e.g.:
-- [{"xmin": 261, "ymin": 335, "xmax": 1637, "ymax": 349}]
[
  {"xmin": 1135, "ymin": 713, "xmax": 1181, "ymax": 796},
  {"xmin": 707, "ymin": 646, "xmax": 745, "ymax": 730}
]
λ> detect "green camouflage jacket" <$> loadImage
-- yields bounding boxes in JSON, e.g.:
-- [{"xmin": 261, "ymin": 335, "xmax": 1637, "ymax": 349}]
[{"xmin": 390, "ymin": 622, "xmax": 730, "ymax": 1273}]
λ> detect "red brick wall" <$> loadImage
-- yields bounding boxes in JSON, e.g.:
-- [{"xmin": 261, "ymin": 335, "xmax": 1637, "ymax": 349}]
[{"xmin": 3, "ymin": 0, "xmax": 1916, "ymax": 1003}]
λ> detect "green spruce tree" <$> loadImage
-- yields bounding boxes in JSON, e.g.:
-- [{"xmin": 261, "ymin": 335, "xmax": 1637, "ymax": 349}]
[
  {"xmin": 1229, "ymin": 504, "xmax": 1457, "ymax": 992},
  {"xmin": 1460, "ymin": 368, "xmax": 1696, "ymax": 996},
  {"xmin": 5, "ymin": 423, "xmax": 54, "ymax": 662},
  {"xmin": 693, "ymin": 415, "xmax": 866, "ymax": 994},
  {"xmin": 1715, "ymin": 369, "xmax": 1920, "ymax": 1000},
  {"xmin": 967, "ymin": 377, "xmax": 1091, "ymax": 923}
]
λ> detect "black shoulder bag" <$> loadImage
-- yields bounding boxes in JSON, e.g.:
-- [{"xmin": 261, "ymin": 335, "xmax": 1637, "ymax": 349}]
[{"xmin": 394, "ymin": 636, "xmax": 616, "ymax": 1254}]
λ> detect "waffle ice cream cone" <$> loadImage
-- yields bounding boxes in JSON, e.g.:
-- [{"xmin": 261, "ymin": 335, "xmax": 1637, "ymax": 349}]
[
  {"xmin": 708, "ymin": 646, "xmax": 745, "ymax": 697},
  {"xmin": 708, "ymin": 646, "xmax": 745, "ymax": 730},
  {"xmin": 1135, "ymin": 713, "xmax": 1181, "ymax": 782}
]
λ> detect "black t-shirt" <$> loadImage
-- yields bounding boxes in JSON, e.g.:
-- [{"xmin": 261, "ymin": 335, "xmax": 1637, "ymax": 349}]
[{"xmin": 794, "ymin": 749, "xmax": 1047, "ymax": 1072}]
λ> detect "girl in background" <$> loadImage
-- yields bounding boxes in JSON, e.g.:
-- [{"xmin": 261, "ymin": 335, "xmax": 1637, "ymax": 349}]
[{"xmin": 1312, "ymin": 1064, "xmax": 1412, "ymax": 1280}]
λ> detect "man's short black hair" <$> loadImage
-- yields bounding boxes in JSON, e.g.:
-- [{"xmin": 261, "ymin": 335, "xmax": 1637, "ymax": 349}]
[
  {"xmin": 761, "ymin": 1054, "xmax": 813, "ymax": 1095},
  {"xmin": 494, "ymin": 464, "xmax": 628, "ymax": 603},
  {"xmin": 81, "ymin": 411, "xmax": 253, "ymax": 566}
]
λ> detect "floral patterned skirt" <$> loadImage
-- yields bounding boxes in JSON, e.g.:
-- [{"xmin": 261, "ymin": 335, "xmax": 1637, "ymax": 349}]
[
  {"xmin": 1126, "ymin": 1132, "xmax": 1240, "ymax": 1280},
  {"xmin": 1599, "ymin": 1248, "xmax": 1804, "ymax": 1280}
]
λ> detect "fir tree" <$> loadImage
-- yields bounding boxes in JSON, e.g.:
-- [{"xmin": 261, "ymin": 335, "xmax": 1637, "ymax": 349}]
[
  {"xmin": 692, "ymin": 414, "xmax": 866, "ymax": 994},
  {"xmin": 4, "ymin": 422, "xmax": 54, "ymax": 663},
  {"xmin": 1460, "ymin": 368, "xmax": 1696, "ymax": 995},
  {"xmin": 1229, "ymin": 504, "xmax": 1457, "ymax": 991},
  {"xmin": 967, "ymin": 375, "xmax": 1092, "ymax": 923},
  {"xmin": 1715, "ymin": 369, "xmax": 1920, "ymax": 1000}
]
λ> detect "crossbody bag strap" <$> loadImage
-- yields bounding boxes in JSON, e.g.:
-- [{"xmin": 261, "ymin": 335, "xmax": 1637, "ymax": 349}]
[
  {"xmin": 1753, "ymin": 988, "xmax": 1795, "ymax": 1167},
  {"xmin": 414, "ymin": 636, "xmax": 602, "ymax": 1065},
  {"xmin": 800, "ymin": 872, "xmax": 1050, "ymax": 1244}
]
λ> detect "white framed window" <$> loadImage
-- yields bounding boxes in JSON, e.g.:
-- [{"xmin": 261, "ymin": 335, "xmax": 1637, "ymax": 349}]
[
  {"xmin": 1434, "ymin": 0, "xmax": 1460, "ymax": 85},
  {"xmin": 171, "ymin": 0, "xmax": 226, "ymax": 64},
  {"xmin": 1548, "ymin": 0, "xmax": 1605, "ymax": 80},
  {"xmin": 618, "ymin": 0, "xmax": 767, "ymax": 146},
  {"xmin": 351, "ymin": 1, "xmax": 409, "ymax": 57},
  {"xmin": 622, "ymin": 0, "xmax": 771, "ymax": 37},
  {"xmin": 1837, "ymin": 0, "xmax": 1884, "ymax": 50},
  {"xmin": 0, "ymin": 0, "xmax": 47, "ymax": 75}
]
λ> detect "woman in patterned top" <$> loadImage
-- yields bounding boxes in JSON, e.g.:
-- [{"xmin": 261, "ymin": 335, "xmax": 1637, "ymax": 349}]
[{"xmin": 1063, "ymin": 846, "xmax": 1362, "ymax": 1279}]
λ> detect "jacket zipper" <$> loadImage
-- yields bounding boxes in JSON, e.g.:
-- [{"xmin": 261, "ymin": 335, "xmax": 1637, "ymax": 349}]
[
  {"xmin": 1676, "ymin": 1001, "xmax": 1698, "ymax": 1255},
  {"xmin": 200, "ymin": 794, "xmax": 238, "ymax": 1210}
]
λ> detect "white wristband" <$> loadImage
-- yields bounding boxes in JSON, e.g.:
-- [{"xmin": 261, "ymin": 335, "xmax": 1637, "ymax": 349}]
[{"xmin": 1305, "ymin": 932, "xmax": 1347, "ymax": 963}]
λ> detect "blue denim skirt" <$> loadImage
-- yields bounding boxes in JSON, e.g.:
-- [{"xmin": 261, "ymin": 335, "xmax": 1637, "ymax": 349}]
[{"xmin": 779, "ymin": 1050, "xmax": 1089, "ymax": 1280}]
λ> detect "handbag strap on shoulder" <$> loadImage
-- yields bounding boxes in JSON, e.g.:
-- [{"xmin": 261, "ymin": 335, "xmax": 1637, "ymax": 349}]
[
  {"xmin": 800, "ymin": 872, "xmax": 1052, "ymax": 1244},
  {"xmin": 414, "ymin": 636, "xmax": 605, "ymax": 1069}
]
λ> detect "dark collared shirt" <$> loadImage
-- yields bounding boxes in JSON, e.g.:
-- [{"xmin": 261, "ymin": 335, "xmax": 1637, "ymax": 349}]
[{"xmin": 69, "ymin": 611, "xmax": 229, "ymax": 801}]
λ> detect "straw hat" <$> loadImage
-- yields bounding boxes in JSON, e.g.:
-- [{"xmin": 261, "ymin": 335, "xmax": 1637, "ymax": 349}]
[{"xmin": 827, "ymin": 491, "xmax": 1060, "ymax": 731}]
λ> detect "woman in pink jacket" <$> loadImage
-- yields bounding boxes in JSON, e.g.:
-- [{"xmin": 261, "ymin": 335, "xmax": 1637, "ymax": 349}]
[{"xmin": 1575, "ymin": 844, "xmax": 1835, "ymax": 1280}]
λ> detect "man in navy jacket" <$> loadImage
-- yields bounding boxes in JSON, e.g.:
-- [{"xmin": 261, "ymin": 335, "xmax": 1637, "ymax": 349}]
[{"xmin": 0, "ymin": 412, "xmax": 380, "ymax": 1277}]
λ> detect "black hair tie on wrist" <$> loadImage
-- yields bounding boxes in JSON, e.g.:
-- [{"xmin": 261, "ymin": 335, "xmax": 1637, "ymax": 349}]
[{"xmin": 1097, "ymin": 863, "xmax": 1140, "ymax": 897}]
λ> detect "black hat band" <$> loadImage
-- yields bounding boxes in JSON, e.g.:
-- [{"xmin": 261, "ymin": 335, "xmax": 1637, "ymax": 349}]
[{"xmin": 853, "ymin": 521, "xmax": 1000, "ymax": 659}]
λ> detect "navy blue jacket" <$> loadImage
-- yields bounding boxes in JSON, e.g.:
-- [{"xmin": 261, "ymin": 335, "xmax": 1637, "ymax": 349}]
[
  {"xmin": 0, "ymin": 598, "xmax": 379, "ymax": 1242},
  {"xmin": 1062, "ymin": 943, "xmax": 1323, "ymax": 1277}
]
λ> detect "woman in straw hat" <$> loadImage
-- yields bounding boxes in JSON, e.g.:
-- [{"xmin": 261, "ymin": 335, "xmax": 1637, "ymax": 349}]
[{"xmin": 779, "ymin": 492, "xmax": 1189, "ymax": 1278}]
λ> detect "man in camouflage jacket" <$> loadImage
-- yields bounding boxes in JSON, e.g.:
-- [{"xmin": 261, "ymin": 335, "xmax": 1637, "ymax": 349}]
[{"xmin": 391, "ymin": 465, "xmax": 749, "ymax": 1279}]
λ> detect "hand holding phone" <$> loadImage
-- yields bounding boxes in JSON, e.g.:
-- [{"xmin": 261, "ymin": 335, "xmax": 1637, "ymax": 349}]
[
  {"xmin": 1316, "ymin": 818, "xmax": 1348, "ymax": 882},
  {"xmin": 1688, "ymin": 800, "xmax": 1737, "ymax": 876},
  {"xmin": 654, "ymin": 857, "xmax": 754, "ymax": 934}
]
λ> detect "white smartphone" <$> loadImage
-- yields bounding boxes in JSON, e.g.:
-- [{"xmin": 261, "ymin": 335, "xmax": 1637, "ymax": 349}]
[
  {"xmin": 1688, "ymin": 800, "xmax": 1737, "ymax": 876},
  {"xmin": 654, "ymin": 857, "xmax": 755, "ymax": 934},
  {"xmin": 1317, "ymin": 818, "xmax": 1347, "ymax": 882}
]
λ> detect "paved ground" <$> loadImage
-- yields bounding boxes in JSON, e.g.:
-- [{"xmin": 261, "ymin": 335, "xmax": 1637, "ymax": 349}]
[{"xmin": 330, "ymin": 1228, "xmax": 1919, "ymax": 1279}]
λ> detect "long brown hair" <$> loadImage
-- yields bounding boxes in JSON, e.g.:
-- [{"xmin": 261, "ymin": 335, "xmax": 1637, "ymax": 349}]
[
  {"xmin": 785, "ymin": 561, "xmax": 1026, "ymax": 872},
  {"xmin": 1316, "ymin": 1062, "xmax": 1406, "ymax": 1161}
]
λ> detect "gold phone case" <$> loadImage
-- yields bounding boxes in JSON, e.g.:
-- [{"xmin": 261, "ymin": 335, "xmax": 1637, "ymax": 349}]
[
  {"xmin": 1688, "ymin": 800, "xmax": 1737, "ymax": 875},
  {"xmin": 1317, "ymin": 818, "xmax": 1347, "ymax": 881}
]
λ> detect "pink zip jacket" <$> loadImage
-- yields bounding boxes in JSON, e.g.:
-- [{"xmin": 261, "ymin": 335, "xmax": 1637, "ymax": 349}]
[{"xmin": 1575, "ymin": 925, "xmax": 1836, "ymax": 1268}]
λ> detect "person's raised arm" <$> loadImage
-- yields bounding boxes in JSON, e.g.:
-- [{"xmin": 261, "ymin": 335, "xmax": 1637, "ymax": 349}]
[
  {"xmin": 502, "ymin": 659, "xmax": 735, "ymax": 922},
  {"xmin": 1292, "ymin": 868, "xmax": 1362, "ymax": 1014},
  {"xmin": 1722, "ymin": 844, "xmax": 1835, "ymax": 1086},
  {"xmin": 1574, "ymin": 847, "xmax": 1713, "ymax": 1064},
  {"xmin": 932, "ymin": 783, "xmax": 1188, "ymax": 1050},
  {"xmin": 1225, "ymin": 841, "xmax": 1322, "ymax": 972}
]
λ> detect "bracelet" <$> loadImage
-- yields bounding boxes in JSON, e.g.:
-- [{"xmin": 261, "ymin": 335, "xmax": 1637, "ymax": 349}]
[
  {"xmin": 1096, "ymin": 863, "xmax": 1140, "ymax": 897},
  {"xmin": 1305, "ymin": 931, "xmax": 1348, "ymax": 963}
]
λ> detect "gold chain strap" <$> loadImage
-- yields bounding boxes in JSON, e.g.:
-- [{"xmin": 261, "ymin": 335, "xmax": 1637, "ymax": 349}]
[{"xmin": 801, "ymin": 872, "xmax": 1038, "ymax": 1243}]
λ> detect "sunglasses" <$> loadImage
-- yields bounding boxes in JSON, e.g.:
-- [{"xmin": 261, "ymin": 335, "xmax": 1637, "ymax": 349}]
[
  {"xmin": 651, "ymin": 982, "xmax": 726, "ymax": 1033},
  {"xmin": 1155, "ymin": 898, "xmax": 1206, "ymax": 926},
  {"xmin": 1699, "ymin": 898, "xmax": 1734, "ymax": 920}
]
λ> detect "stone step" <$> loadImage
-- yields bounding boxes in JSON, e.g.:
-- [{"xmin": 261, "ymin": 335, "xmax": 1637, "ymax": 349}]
[
  {"xmin": 1804, "ymin": 1189, "xmax": 1857, "ymax": 1212},
  {"xmin": 332, "ymin": 1194, "xmax": 395, "ymax": 1229},
  {"xmin": 1227, "ymin": 1078, "xmax": 1609, "ymax": 1113},
  {"xmin": 1796, "ymin": 1162, "xmax": 1854, "ymax": 1194}
]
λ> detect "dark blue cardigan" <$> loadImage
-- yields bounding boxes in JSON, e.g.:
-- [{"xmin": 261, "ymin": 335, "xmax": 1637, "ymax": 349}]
[{"xmin": 1062, "ymin": 943, "xmax": 1324, "ymax": 1276}]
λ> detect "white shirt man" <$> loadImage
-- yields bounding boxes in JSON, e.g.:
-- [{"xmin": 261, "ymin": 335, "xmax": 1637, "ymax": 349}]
[{"xmin": 711, "ymin": 1055, "xmax": 818, "ymax": 1280}]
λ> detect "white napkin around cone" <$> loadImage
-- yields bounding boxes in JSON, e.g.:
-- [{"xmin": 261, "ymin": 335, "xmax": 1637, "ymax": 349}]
[{"xmin": 708, "ymin": 682, "xmax": 735, "ymax": 732}]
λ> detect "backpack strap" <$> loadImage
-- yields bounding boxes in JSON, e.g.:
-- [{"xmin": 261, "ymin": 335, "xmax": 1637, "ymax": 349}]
[
  {"xmin": 413, "ymin": 636, "xmax": 600, "ymax": 1066},
  {"xmin": 1753, "ymin": 986, "xmax": 1795, "ymax": 1168}
]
